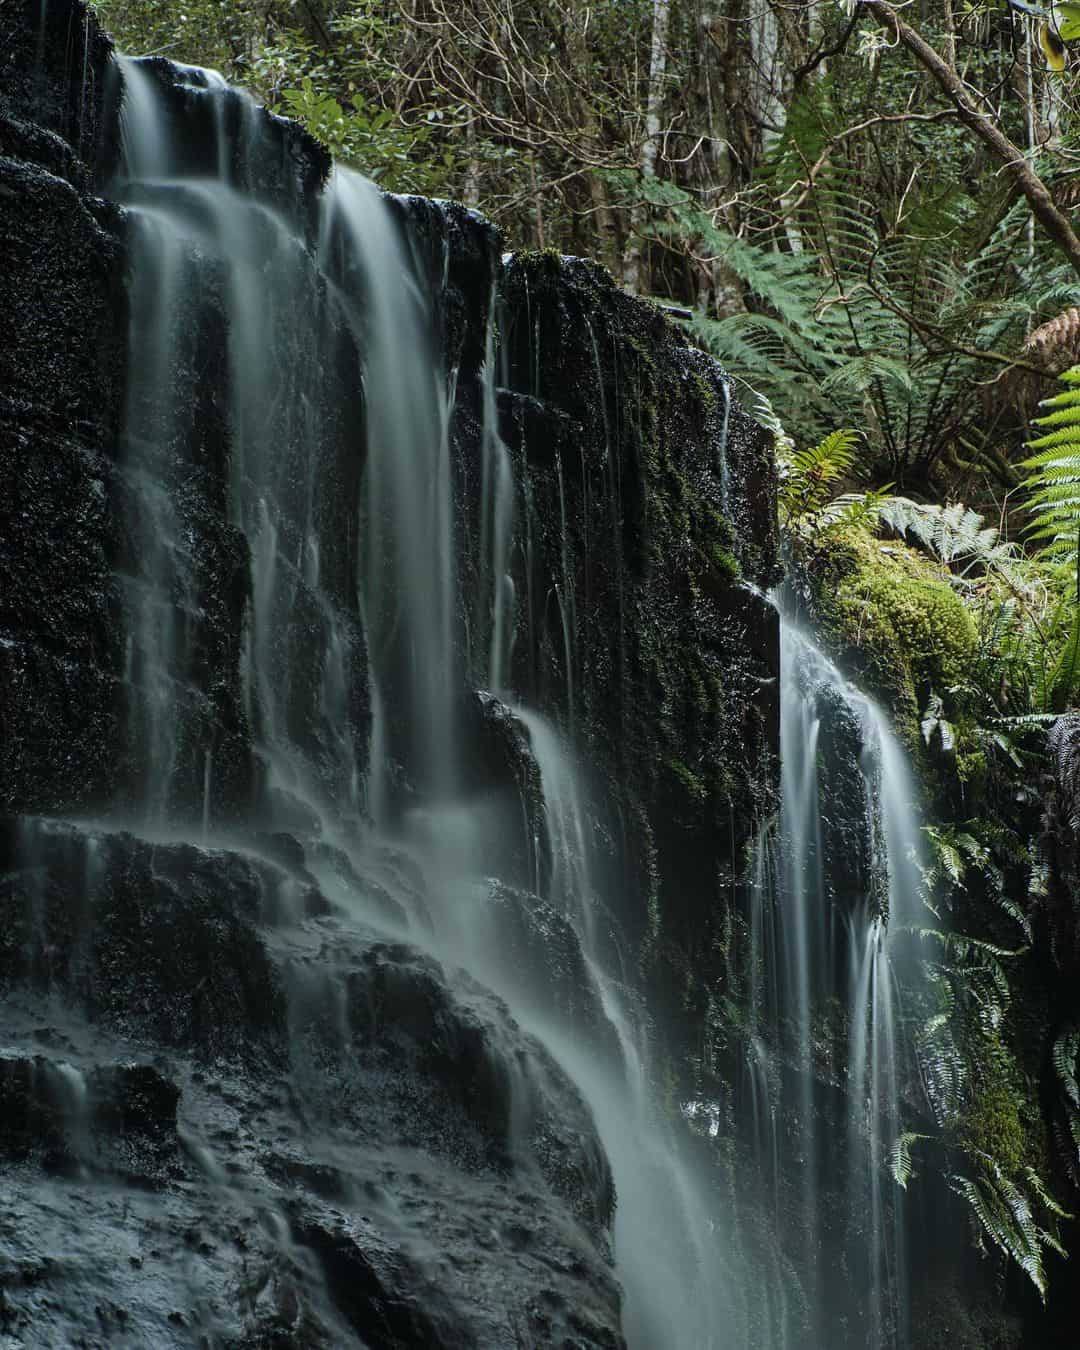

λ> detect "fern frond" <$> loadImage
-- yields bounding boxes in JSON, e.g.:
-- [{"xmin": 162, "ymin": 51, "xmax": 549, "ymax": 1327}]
[
  {"xmin": 1023, "ymin": 307, "xmax": 1080, "ymax": 373},
  {"xmin": 888, "ymin": 1132, "xmax": 929, "ymax": 1189},
  {"xmin": 1053, "ymin": 1025, "xmax": 1080, "ymax": 1110},
  {"xmin": 950, "ymin": 1170, "xmax": 1058, "ymax": 1300},
  {"xmin": 1025, "ymin": 1166, "xmax": 1074, "ymax": 1220},
  {"xmin": 877, "ymin": 497, "xmax": 1020, "ymax": 579},
  {"xmin": 1021, "ymin": 369, "xmax": 1080, "ymax": 567},
  {"xmin": 779, "ymin": 428, "xmax": 861, "ymax": 526}
]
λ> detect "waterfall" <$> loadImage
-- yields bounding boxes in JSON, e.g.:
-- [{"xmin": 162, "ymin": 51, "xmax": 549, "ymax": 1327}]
[
  {"xmin": 98, "ymin": 51, "xmax": 759, "ymax": 1348},
  {"xmin": 5, "ymin": 28, "xmax": 947, "ymax": 1341},
  {"xmin": 448, "ymin": 707, "xmax": 748, "ymax": 1349},
  {"xmin": 746, "ymin": 615, "xmax": 924, "ymax": 1348},
  {"xmin": 319, "ymin": 169, "xmax": 458, "ymax": 811},
  {"xmin": 116, "ymin": 55, "xmax": 368, "ymax": 833},
  {"xmin": 477, "ymin": 285, "xmax": 516, "ymax": 695}
]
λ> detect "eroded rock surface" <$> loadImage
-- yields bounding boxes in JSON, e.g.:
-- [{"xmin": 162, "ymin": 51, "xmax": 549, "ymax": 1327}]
[{"xmin": 0, "ymin": 1, "xmax": 779, "ymax": 1344}]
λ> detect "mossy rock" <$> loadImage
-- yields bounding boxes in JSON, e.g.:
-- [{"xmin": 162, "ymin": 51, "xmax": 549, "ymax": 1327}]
[
  {"xmin": 954, "ymin": 1050, "xmax": 1028, "ymax": 1177},
  {"xmin": 910, "ymin": 1280, "xmax": 1024, "ymax": 1350},
  {"xmin": 804, "ymin": 524, "xmax": 977, "ymax": 740}
]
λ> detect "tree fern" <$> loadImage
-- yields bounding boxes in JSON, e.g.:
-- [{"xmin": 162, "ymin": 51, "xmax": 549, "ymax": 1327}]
[{"xmin": 1022, "ymin": 368, "xmax": 1080, "ymax": 562}]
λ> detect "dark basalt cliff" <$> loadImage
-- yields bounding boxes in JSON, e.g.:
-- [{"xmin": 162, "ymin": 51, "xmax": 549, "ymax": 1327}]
[{"xmin": 0, "ymin": 1, "xmax": 779, "ymax": 1345}]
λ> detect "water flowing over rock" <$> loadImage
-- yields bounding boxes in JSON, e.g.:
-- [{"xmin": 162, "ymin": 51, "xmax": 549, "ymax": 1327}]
[
  {"xmin": 5, "ymin": 1, "xmax": 1026, "ymax": 1344},
  {"xmin": 744, "ymin": 616, "xmax": 926, "ymax": 1348},
  {"xmin": 1, "ymin": 2, "xmax": 788, "ymax": 1344}
]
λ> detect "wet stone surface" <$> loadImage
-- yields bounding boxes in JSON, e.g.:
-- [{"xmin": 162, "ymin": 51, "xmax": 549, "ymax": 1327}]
[
  {"xmin": 0, "ymin": 2, "xmax": 780, "ymax": 1345},
  {"xmin": 0, "ymin": 820, "xmax": 625, "ymax": 1347}
]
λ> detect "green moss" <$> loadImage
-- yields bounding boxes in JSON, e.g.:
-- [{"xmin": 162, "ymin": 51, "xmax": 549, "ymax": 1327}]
[
  {"xmin": 665, "ymin": 757, "xmax": 707, "ymax": 804},
  {"xmin": 956, "ymin": 1051, "xmax": 1028, "ymax": 1176},
  {"xmin": 705, "ymin": 505, "xmax": 734, "ymax": 550},
  {"xmin": 625, "ymin": 333, "xmax": 660, "ymax": 374},
  {"xmin": 690, "ymin": 368, "xmax": 717, "ymax": 414},
  {"xmin": 509, "ymin": 247, "xmax": 566, "ymax": 268},
  {"xmin": 807, "ymin": 525, "xmax": 977, "ymax": 734},
  {"xmin": 706, "ymin": 544, "xmax": 741, "ymax": 585}
]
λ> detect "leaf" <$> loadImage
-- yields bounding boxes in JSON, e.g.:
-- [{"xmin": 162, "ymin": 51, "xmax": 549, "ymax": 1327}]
[
  {"xmin": 821, "ymin": 352, "xmax": 913, "ymax": 396},
  {"xmin": 1041, "ymin": 23, "xmax": 1068, "ymax": 70},
  {"xmin": 779, "ymin": 428, "xmax": 862, "ymax": 527},
  {"xmin": 1058, "ymin": 2, "xmax": 1080, "ymax": 40},
  {"xmin": 1025, "ymin": 1166, "xmax": 1074, "ymax": 1220},
  {"xmin": 1053, "ymin": 1026, "xmax": 1080, "ymax": 1110},
  {"xmin": 888, "ymin": 1132, "xmax": 929, "ymax": 1189}
]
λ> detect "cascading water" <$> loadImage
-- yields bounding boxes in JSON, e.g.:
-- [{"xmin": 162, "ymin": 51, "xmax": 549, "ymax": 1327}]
[
  {"xmin": 517, "ymin": 712, "xmax": 750, "ymax": 1349},
  {"xmin": 745, "ymin": 612, "xmax": 925, "ymax": 1348},
  {"xmin": 98, "ymin": 49, "xmax": 757, "ymax": 1348},
  {"xmin": 7, "ymin": 17, "xmax": 945, "ymax": 1340},
  {"xmin": 319, "ymin": 169, "xmax": 458, "ymax": 812},
  {"xmin": 116, "ymin": 55, "xmax": 369, "ymax": 835}
]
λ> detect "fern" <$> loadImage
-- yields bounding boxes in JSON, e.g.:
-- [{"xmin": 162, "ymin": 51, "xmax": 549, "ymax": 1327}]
[
  {"xmin": 812, "ymin": 487, "xmax": 890, "ymax": 532},
  {"xmin": 1053, "ymin": 1025, "xmax": 1080, "ymax": 1111},
  {"xmin": 1018, "ymin": 369, "xmax": 1080, "ymax": 707},
  {"xmin": 921, "ymin": 693, "xmax": 957, "ymax": 757},
  {"xmin": 1022, "ymin": 368, "xmax": 1080, "ymax": 562},
  {"xmin": 779, "ymin": 428, "xmax": 861, "ymax": 527},
  {"xmin": 950, "ymin": 1159, "xmax": 1068, "ymax": 1300},
  {"xmin": 888, "ymin": 1131, "xmax": 930, "ymax": 1189},
  {"xmin": 877, "ymin": 497, "xmax": 1022, "ymax": 583}
]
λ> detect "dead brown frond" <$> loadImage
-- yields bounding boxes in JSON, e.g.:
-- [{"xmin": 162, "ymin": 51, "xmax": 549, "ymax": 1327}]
[
  {"xmin": 1052, "ymin": 177, "xmax": 1080, "ymax": 213},
  {"xmin": 1022, "ymin": 307, "xmax": 1080, "ymax": 375}
]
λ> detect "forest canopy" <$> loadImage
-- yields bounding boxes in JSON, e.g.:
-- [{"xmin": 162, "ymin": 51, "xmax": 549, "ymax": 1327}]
[{"xmin": 91, "ymin": 0, "xmax": 1080, "ymax": 495}]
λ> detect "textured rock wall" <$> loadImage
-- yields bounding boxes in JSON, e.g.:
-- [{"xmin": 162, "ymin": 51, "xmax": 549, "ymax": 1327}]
[
  {"xmin": 495, "ymin": 253, "xmax": 779, "ymax": 1052},
  {"xmin": 0, "ymin": 0, "xmax": 780, "ymax": 1343},
  {"xmin": 0, "ymin": 0, "xmax": 126, "ymax": 811}
]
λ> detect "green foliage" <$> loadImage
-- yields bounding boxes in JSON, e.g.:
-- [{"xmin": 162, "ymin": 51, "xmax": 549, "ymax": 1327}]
[
  {"xmin": 958, "ymin": 1061, "xmax": 1029, "ymax": 1175},
  {"xmin": 878, "ymin": 499, "xmax": 1022, "ymax": 582},
  {"xmin": 806, "ymin": 523, "xmax": 979, "ymax": 729},
  {"xmin": 950, "ymin": 1160, "xmax": 1068, "ymax": 1301},
  {"xmin": 910, "ymin": 909, "xmax": 1067, "ymax": 1298},
  {"xmin": 778, "ymin": 428, "xmax": 860, "ymax": 527},
  {"xmin": 1022, "ymin": 370, "xmax": 1080, "ymax": 562},
  {"xmin": 276, "ymin": 77, "xmax": 448, "ymax": 188},
  {"xmin": 640, "ymin": 135, "xmax": 1053, "ymax": 481},
  {"xmin": 888, "ymin": 1131, "xmax": 930, "ymax": 1189},
  {"xmin": 92, "ymin": 0, "xmax": 458, "ymax": 194},
  {"xmin": 1018, "ymin": 367, "xmax": 1080, "ymax": 708},
  {"xmin": 1051, "ymin": 1025, "xmax": 1080, "ymax": 1188}
]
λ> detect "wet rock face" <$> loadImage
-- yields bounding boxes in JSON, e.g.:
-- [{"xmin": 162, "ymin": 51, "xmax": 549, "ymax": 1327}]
[
  {"xmin": 495, "ymin": 253, "xmax": 781, "ymax": 1046},
  {"xmin": 0, "ymin": 820, "xmax": 624, "ymax": 1347},
  {"xmin": 0, "ymin": 33, "xmax": 127, "ymax": 810},
  {"xmin": 1, "ymin": 1, "xmax": 778, "ymax": 1344}
]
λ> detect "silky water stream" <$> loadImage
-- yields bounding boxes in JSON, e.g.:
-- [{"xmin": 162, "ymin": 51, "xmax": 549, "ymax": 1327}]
[
  {"xmin": 741, "ymin": 613, "xmax": 925, "ymax": 1348},
  {"xmin": 96, "ymin": 52, "xmax": 757, "ymax": 1348},
  {"xmin": 10, "ymin": 49, "xmax": 931, "ymax": 1347}
]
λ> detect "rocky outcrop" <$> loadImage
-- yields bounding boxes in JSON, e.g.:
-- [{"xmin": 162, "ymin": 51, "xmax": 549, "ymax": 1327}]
[
  {"xmin": 1, "ymin": 2, "xmax": 126, "ymax": 813},
  {"xmin": 0, "ymin": 820, "xmax": 623, "ymax": 1346},
  {"xmin": 494, "ymin": 253, "xmax": 779, "ymax": 1049},
  {"xmin": 0, "ymin": 0, "xmax": 779, "ymax": 1343}
]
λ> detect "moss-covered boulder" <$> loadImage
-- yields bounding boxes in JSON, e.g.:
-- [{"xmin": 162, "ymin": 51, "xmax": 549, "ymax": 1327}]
[{"xmin": 801, "ymin": 523, "xmax": 977, "ymax": 742}]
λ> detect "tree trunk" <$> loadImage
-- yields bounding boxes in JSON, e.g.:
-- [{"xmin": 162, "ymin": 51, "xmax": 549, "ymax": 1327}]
[
  {"xmin": 861, "ymin": 0, "xmax": 1080, "ymax": 280},
  {"xmin": 623, "ymin": 0, "xmax": 671, "ymax": 292}
]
